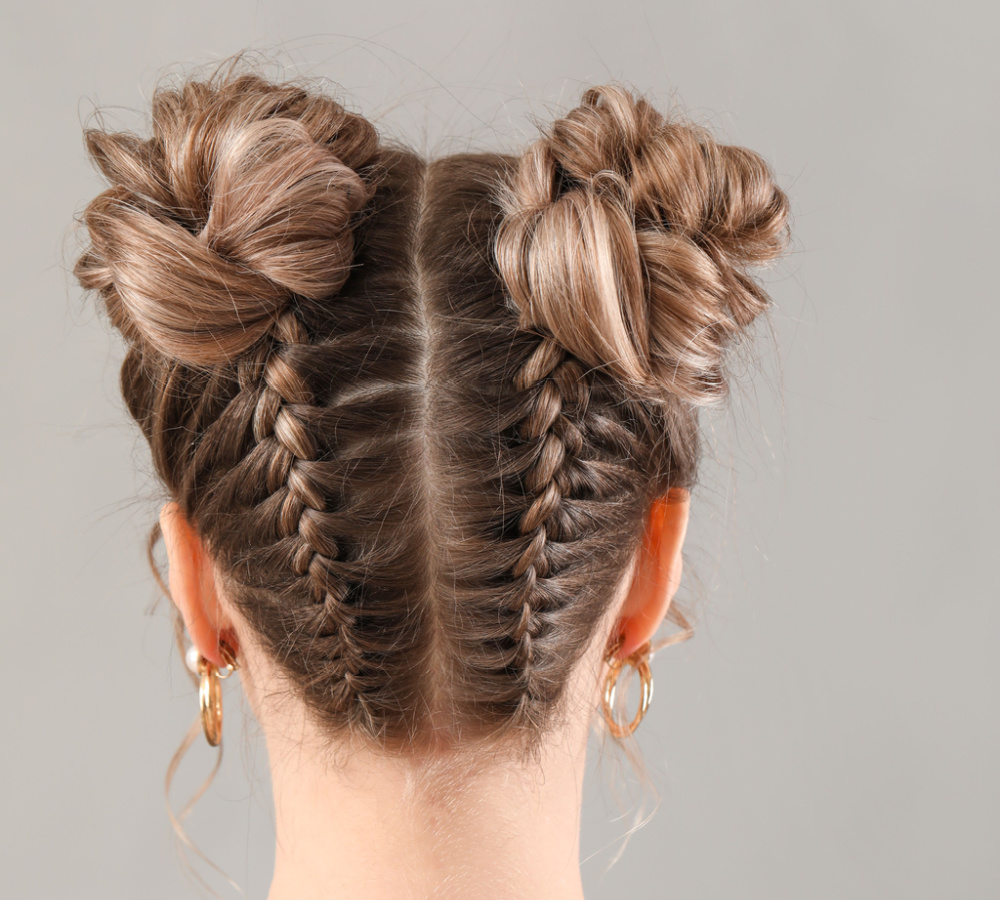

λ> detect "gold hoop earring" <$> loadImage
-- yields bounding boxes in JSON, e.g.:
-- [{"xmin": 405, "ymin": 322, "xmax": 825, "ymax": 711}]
[
  {"xmin": 602, "ymin": 638, "xmax": 654, "ymax": 738},
  {"xmin": 196, "ymin": 638, "xmax": 240, "ymax": 748}
]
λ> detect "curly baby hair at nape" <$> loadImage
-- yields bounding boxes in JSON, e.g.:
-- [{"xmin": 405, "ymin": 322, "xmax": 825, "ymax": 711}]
[{"xmin": 74, "ymin": 60, "xmax": 789, "ymax": 760}]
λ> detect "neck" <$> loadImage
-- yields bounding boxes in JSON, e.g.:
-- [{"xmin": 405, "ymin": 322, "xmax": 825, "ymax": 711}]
[{"xmin": 263, "ymin": 724, "xmax": 590, "ymax": 900}]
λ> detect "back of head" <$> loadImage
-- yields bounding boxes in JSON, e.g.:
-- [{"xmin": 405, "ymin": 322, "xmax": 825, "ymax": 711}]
[{"xmin": 74, "ymin": 61, "xmax": 789, "ymax": 759}]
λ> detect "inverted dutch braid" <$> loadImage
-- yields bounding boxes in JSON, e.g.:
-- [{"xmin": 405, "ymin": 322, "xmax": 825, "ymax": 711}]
[
  {"xmin": 76, "ymin": 69, "xmax": 382, "ymax": 720},
  {"xmin": 506, "ymin": 340, "xmax": 590, "ymax": 703},
  {"xmin": 491, "ymin": 83, "xmax": 789, "ymax": 730},
  {"xmin": 512, "ymin": 344, "xmax": 588, "ymax": 575},
  {"xmin": 234, "ymin": 313, "xmax": 369, "ymax": 710}
]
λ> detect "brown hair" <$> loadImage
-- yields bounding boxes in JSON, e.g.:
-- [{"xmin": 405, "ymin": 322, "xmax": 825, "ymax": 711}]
[{"xmin": 75, "ymin": 60, "xmax": 788, "ymax": 762}]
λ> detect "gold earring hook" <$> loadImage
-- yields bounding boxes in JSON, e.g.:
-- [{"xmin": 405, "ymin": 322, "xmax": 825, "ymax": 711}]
[
  {"xmin": 601, "ymin": 639, "xmax": 654, "ymax": 738},
  {"xmin": 197, "ymin": 637, "xmax": 240, "ymax": 747}
]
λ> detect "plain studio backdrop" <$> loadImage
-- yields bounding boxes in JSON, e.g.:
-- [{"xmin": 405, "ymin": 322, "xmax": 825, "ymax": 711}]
[{"xmin": 2, "ymin": 1, "xmax": 997, "ymax": 898}]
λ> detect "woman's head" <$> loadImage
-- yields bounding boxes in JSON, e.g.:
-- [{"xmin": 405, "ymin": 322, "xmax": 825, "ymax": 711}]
[{"xmin": 74, "ymin": 60, "xmax": 788, "ymax": 764}]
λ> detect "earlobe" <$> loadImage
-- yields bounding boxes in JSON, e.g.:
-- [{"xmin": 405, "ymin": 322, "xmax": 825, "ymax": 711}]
[
  {"xmin": 159, "ymin": 502, "xmax": 235, "ymax": 670},
  {"xmin": 612, "ymin": 488, "xmax": 690, "ymax": 660}
]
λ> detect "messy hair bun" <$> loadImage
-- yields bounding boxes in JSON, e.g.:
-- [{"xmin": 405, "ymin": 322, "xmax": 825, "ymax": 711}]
[
  {"xmin": 495, "ymin": 84, "xmax": 789, "ymax": 406},
  {"xmin": 75, "ymin": 74, "xmax": 380, "ymax": 367},
  {"xmin": 74, "ymin": 64, "xmax": 789, "ymax": 757}
]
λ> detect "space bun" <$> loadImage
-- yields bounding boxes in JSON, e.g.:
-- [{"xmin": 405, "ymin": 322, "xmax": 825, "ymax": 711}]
[
  {"xmin": 494, "ymin": 84, "xmax": 789, "ymax": 406},
  {"xmin": 75, "ymin": 73, "xmax": 380, "ymax": 368}
]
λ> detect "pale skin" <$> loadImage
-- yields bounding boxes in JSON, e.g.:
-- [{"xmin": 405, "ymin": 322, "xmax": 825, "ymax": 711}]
[{"xmin": 160, "ymin": 488, "xmax": 689, "ymax": 900}]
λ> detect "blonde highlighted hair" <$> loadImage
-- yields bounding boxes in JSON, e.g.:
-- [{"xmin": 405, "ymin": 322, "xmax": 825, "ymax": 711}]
[{"xmin": 75, "ymin": 60, "xmax": 789, "ymax": 762}]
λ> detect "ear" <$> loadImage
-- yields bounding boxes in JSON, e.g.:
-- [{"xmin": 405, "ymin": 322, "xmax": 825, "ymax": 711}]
[
  {"xmin": 612, "ymin": 487, "xmax": 690, "ymax": 660},
  {"xmin": 159, "ymin": 501, "xmax": 237, "ymax": 669}
]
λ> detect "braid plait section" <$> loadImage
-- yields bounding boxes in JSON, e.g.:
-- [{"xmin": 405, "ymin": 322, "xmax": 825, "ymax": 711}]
[
  {"xmin": 235, "ymin": 311, "xmax": 368, "ymax": 712},
  {"xmin": 503, "ymin": 336, "xmax": 595, "ymax": 728}
]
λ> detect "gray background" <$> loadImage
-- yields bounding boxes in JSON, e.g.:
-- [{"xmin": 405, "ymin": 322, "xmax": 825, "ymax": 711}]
[{"xmin": 2, "ymin": 1, "xmax": 997, "ymax": 898}]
